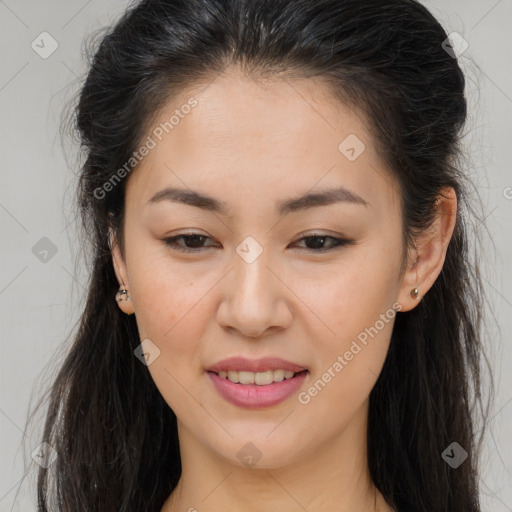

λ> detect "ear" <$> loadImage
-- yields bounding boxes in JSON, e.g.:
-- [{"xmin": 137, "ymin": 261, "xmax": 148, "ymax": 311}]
[
  {"xmin": 109, "ymin": 227, "xmax": 135, "ymax": 315},
  {"xmin": 397, "ymin": 186, "xmax": 457, "ymax": 312}
]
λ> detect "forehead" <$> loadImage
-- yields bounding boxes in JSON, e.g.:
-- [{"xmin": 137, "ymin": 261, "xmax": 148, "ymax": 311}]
[{"xmin": 125, "ymin": 67, "xmax": 400, "ymax": 217}]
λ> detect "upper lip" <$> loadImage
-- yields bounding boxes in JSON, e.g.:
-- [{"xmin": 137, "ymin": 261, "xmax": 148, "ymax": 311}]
[{"xmin": 206, "ymin": 356, "xmax": 308, "ymax": 374}]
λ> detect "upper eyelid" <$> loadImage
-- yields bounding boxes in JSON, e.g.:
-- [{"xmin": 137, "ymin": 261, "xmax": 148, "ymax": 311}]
[
  {"xmin": 162, "ymin": 232, "xmax": 351, "ymax": 251},
  {"xmin": 164, "ymin": 229, "xmax": 345, "ymax": 239},
  {"xmin": 164, "ymin": 232, "xmax": 344, "ymax": 242}
]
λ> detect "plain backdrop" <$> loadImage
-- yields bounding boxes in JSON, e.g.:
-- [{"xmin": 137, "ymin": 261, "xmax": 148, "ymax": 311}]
[{"xmin": 0, "ymin": 1, "xmax": 511, "ymax": 510}]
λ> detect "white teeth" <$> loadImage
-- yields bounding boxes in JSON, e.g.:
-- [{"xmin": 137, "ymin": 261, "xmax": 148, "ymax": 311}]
[
  {"xmin": 216, "ymin": 369, "xmax": 301, "ymax": 385},
  {"xmin": 239, "ymin": 371, "xmax": 255, "ymax": 384},
  {"xmin": 273, "ymin": 369, "xmax": 285, "ymax": 382},
  {"xmin": 255, "ymin": 370, "xmax": 274, "ymax": 385},
  {"xmin": 227, "ymin": 370, "xmax": 239, "ymax": 383}
]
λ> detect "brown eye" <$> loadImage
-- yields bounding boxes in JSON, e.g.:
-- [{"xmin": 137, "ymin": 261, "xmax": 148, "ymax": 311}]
[
  {"xmin": 291, "ymin": 234, "xmax": 354, "ymax": 252},
  {"xmin": 162, "ymin": 234, "xmax": 218, "ymax": 252},
  {"xmin": 162, "ymin": 232, "xmax": 355, "ymax": 254}
]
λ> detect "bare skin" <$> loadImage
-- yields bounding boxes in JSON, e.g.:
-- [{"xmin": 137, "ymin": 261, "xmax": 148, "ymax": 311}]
[{"xmin": 110, "ymin": 65, "xmax": 457, "ymax": 512}]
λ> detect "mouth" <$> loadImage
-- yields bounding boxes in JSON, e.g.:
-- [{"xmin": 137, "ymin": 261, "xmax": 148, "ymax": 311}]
[
  {"xmin": 206, "ymin": 368, "xmax": 309, "ymax": 409},
  {"xmin": 205, "ymin": 356, "xmax": 309, "ymax": 408},
  {"xmin": 207, "ymin": 369, "xmax": 309, "ymax": 386}
]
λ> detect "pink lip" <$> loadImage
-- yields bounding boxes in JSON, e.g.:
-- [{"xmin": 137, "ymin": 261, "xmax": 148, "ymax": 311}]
[
  {"xmin": 207, "ymin": 370, "xmax": 309, "ymax": 409},
  {"xmin": 206, "ymin": 356, "xmax": 307, "ymax": 373}
]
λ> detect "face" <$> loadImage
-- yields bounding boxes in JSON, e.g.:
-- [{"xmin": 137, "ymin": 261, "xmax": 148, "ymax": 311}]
[{"xmin": 112, "ymin": 66, "xmax": 412, "ymax": 469}]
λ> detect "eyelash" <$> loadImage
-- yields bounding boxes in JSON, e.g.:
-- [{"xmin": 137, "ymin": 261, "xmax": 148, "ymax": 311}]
[{"xmin": 162, "ymin": 233, "xmax": 354, "ymax": 253}]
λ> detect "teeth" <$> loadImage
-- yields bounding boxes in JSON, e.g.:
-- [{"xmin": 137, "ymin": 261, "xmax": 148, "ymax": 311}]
[
  {"xmin": 217, "ymin": 369, "xmax": 299, "ymax": 385},
  {"xmin": 239, "ymin": 371, "xmax": 254, "ymax": 384},
  {"xmin": 228, "ymin": 370, "xmax": 239, "ymax": 383}
]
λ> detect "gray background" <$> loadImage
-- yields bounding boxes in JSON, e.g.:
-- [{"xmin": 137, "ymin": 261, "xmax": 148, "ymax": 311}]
[{"xmin": 0, "ymin": 0, "xmax": 510, "ymax": 510}]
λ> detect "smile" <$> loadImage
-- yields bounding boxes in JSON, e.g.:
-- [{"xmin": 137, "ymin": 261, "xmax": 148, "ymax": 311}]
[
  {"xmin": 214, "ymin": 369, "xmax": 303, "ymax": 385},
  {"xmin": 207, "ymin": 369, "xmax": 309, "ymax": 409}
]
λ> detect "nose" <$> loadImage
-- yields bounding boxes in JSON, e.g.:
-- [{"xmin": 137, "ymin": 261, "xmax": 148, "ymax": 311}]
[{"xmin": 215, "ymin": 243, "xmax": 293, "ymax": 339}]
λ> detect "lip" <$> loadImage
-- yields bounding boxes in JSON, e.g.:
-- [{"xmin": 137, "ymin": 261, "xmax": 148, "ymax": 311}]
[
  {"xmin": 206, "ymin": 356, "xmax": 307, "ymax": 373},
  {"xmin": 207, "ymin": 370, "xmax": 309, "ymax": 409}
]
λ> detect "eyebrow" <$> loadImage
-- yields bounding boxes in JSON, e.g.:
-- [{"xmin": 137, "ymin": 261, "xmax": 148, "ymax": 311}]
[{"xmin": 147, "ymin": 186, "xmax": 370, "ymax": 216}]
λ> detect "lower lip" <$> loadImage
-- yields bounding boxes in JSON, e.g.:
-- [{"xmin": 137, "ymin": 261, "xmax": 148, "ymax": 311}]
[{"xmin": 207, "ymin": 371, "xmax": 308, "ymax": 409}]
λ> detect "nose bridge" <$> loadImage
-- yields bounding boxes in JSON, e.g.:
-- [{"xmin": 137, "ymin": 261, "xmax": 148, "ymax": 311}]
[
  {"xmin": 217, "ymin": 234, "xmax": 290, "ymax": 337},
  {"xmin": 232, "ymin": 235, "xmax": 275, "ymax": 306}
]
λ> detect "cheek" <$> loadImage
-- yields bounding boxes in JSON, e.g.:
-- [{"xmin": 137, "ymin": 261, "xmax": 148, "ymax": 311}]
[
  {"xmin": 132, "ymin": 272, "xmax": 210, "ymax": 352},
  {"xmin": 295, "ymin": 287, "xmax": 396, "ymax": 432},
  {"xmin": 126, "ymin": 237, "xmax": 206, "ymax": 336},
  {"xmin": 297, "ymin": 242, "xmax": 400, "ymax": 403},
  {"xmin": 128, "ymin": 261, "xmax": 213, "ymax": 415},
  {"xmin": 310, "ymin": 278, "xmax": 395, "ymax": 377},
  {"xmin": 298, "ymin": 241, "xmax": 399, "ymax": 339}
]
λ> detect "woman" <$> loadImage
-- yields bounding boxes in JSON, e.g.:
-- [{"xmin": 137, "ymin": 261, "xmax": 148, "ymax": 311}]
[{"xmin": 30, "ymin": 0, "xmax": 491, "ymax": 510}]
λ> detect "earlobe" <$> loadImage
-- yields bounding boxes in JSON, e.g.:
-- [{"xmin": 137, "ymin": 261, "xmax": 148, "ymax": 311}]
[
  {"xmin": 396, "ymin": 284, "xmax": 423, "ymax": 313},
  {"xmin": 397, "ymin": 187, "xmax": 457, "ymax": 312},
  {"xmin": 115, "ymin": 284, "xmax": 135, "ymax": 315}
]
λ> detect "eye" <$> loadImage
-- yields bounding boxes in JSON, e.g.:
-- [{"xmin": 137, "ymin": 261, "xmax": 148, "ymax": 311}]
[
  {"xmin": 162, "ymin": 232, "xmax": 354, "ymax": 253},
  {"xmin": 162, "ymin": 233, "xmax": 218, "ymax": 252},
  {"xmin": 290, "ymin": 233, "xmax": 354, "ymax": 252}
]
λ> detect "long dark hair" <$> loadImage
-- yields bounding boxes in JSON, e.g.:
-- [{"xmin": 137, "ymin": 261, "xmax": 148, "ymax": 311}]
[{"xmin": 25, "ymin": 1, "xmax": 492, "ymax": 510}]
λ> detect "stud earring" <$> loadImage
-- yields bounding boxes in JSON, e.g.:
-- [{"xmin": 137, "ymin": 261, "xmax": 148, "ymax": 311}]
[
  {"xmin": 115, "ymin": 284, "xmax": 134, "ymax": 315},
  {"xmin": 410, "ymin": 287, "xmax": 420, "ymax": 299},
  {"xmin": 116, "ymin": 285, "xmax": 132, "ymax": 302}
]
